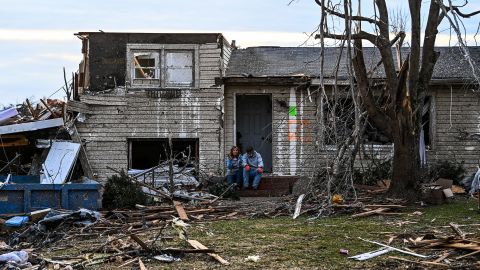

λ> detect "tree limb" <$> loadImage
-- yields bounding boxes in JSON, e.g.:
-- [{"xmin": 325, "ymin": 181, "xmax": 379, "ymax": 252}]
[
  {"xmin": 314, "ymin": 0, "xmax": 380, "ymax": 25},
  {"xmin": 315, "ymin": 31, "xmax": 379, "ymax": 45},
  {"xmin": 352, "ymin": 39, "xmax": 393, "ymax": 140},
  {"xmin": 407, "ymin": 0, "xmax": 422, "ymax": 104},
  {"xmin": 374, "ymin": 0, "xmax": 399, "ymax": 105}
]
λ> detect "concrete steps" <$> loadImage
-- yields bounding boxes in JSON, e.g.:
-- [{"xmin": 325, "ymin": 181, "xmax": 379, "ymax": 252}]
[{"xmin": 237, "ymin": 176, "xmax": 299, "ymax": 197}]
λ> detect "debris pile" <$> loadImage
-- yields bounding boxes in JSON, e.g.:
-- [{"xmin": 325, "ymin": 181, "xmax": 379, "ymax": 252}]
[
  {"xmin": 128, "ymin": 163, "xmax": 199, "ymax": 187},
  {"xmin": 0, "ymin": 99, "xmax": 65, "ymax": 126},
  {"xmin": 2, "ymin": 200, "xmax": 244, "ymax": 268},
  {"xmin": 348, "ymin": 222, "xmax": 480, "ymax": 268}
]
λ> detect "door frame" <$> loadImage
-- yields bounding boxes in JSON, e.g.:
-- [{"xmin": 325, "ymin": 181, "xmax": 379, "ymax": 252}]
[{"xmin": 234, "ymin": 93, "xmax": 273, "ymax": 171}]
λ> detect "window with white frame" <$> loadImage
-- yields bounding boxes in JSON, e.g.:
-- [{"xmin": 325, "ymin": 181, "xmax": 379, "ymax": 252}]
[
  {"xmin": 127, "ymin": 44, "xmax": 199, "ymax": 89},
  {"xmin": 132, "ymin": 52, "xmax": 160, "ymax": 85}
]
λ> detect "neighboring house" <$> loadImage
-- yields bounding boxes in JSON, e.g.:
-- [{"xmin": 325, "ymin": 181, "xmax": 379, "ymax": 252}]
[{"xmin": 67, "ymin": 32, "xmax": 480, "ymax": 182}]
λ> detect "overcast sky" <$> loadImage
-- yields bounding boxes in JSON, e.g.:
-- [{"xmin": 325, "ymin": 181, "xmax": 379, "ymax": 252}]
[{"xmin": 1, "ymin": 0, "xmax": 479, "ymax": 107}]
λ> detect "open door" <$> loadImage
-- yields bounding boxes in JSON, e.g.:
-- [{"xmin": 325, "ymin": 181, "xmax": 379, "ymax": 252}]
[{"xmin": 236, "ymin": 94, "xmax": 272, "ymax": 172}]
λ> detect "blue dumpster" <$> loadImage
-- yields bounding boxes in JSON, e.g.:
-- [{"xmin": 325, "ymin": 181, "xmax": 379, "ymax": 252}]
[{"xmin": 0, "ymin": 177, "xmax": 100, "ymax": 214}]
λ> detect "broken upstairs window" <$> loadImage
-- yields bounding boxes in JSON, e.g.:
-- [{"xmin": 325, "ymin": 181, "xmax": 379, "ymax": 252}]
[
  {"xmin": 133, "ymin": 52, "xmax": 160, "ymax": 83},
  {"xmin": 127, "ymin": 44, "xmax": 197, "ymax": 89}
]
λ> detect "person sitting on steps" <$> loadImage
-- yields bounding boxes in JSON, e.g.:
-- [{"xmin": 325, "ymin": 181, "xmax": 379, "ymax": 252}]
[
  {"xmin": 226, "ymin": 146, "xmax": 242, "ymax": 190},
  {"xmin": 241, "ymin": 146, "xmax": 264, "ymax": 190}
]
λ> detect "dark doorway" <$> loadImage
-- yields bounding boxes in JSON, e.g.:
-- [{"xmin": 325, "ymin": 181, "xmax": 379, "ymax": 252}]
[
  {"xmin": 236, "ymin": 94, "xmax": 272, "ymax": 172},
  {"xmin": 128, "ymin": 138, "xmax": 198, "ymax": 169}
]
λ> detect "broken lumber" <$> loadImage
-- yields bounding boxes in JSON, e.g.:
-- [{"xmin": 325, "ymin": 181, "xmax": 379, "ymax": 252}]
[
  {"xmin": 68, "ymin": 123, "xmax": 94, "ymax": 179},
  {"xmin": 351, "ymin": 208, "xmax": 390, "ymax": 218},
  {"xmin": 173, "ymin": 200, "xmax": 189, "ymax": 221},
  {"xmin": 449, "ymin": 222, "xmax": 466, "ymax": 239},
  {"xmin": 138, "ymin": 258, "xmax": 147, "ymax": 270},
  {"xmin": 29, "ymin": 208, "xmax": 51, "ymax": 222},
  {"xmin": 456, "ymin": 249, "xmax": 480, "ymax": 260},
  {"xmin": 162, "ymin": 248, "xmax": 216, "ymax": 253},
  {"xmin": 432, "ymin": 252, "xmax": 450, "ymax": 263},
  {"xmin": 188, "ymin": 239, "xmax": 230, "ymax": 265},
  {"xmin": 388, "ymin": 256, "xmax": 448, "ymax": 268},
  {"xmin": 129, "ymin": 233, "xmax": 151, "ymax": 252}
]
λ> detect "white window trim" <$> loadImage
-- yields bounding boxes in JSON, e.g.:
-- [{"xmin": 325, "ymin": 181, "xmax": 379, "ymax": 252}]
[{"xmin": 126, "ymin": 44, "xmax": 200, "ymax": 89}]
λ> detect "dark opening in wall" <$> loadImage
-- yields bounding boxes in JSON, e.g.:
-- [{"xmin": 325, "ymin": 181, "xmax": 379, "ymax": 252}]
[
  {"xmin": 422, "ymin": 96, "xmax": 432, "ymax": 146},
  {"xmin": 128, "ymin": 138, "xmax": 199, "ymax": 170}
]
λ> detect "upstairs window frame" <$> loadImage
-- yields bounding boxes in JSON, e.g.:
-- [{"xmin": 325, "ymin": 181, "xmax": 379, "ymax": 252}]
[{"xmin": 126, "ymin": 44, "xmax": 199, "ymax": 89}]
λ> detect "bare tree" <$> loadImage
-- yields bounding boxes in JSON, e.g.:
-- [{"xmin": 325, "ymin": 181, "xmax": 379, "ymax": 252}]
[{"xmin": 314, "ymin": 0, "xmax": 480, "ymax": 198}]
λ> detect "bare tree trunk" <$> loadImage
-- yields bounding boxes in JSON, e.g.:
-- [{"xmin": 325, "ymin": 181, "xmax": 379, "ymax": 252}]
[{"xmin": 389, "ymin": 123, "xmax": 419, "ymax": 198}]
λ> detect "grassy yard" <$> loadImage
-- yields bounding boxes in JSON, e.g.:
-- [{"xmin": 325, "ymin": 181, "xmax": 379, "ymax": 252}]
[{"xmin": 84, "ymin": 197, "xmax": 480, "ymax": 269}]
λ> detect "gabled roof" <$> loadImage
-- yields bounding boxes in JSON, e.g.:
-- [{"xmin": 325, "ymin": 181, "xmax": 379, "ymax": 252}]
[{"xmin": 225, "ymin": 46, "xmax": 480, "ymax": 81}]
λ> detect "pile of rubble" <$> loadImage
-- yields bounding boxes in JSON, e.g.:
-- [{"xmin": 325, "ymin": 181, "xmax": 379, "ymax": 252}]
[
  {"xmin": 0, "ymin": 199, "xmax": 247, "ymax": 269},
  {"xmin": 0, "ymin": 99, "xmax": 64, "ymax": 126}
]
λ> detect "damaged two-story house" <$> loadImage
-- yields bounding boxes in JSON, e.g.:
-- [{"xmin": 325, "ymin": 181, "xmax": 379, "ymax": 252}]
[
  {"xmin": 68, "ymin": 32, "xmax": 480, "ymax": 186},
  {"xmin": 68, "ymin": 32, "xmax": 231, "ymax": 182}
]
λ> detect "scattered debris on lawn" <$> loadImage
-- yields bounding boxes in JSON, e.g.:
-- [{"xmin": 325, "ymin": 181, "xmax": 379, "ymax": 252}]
[
  {"xmin": 245, "ymin": 255, "xmax": 260, "ymax": 262},
  {"xmin": 1, "ymin": 200, "xmax": 246, "ymax": 268}
]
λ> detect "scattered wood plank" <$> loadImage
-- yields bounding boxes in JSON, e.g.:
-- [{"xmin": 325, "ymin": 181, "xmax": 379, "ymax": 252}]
[
  {"xmin": 456, "ymin": 249, "xmax": 480, "ymax": 260},
  {"xmin": 227, "ymin": 211, "xmax": 238, "ymax": 217},
  {"xmin": 68, "ymin": 123, "xmax": 94, "ymax": 179},
  {"xmin": 25, "ymin": 99, "xmax": 36, "ymax": 119},
  {"xmin": 118, "ymin": 258, "xmax": 138, "ymax": 268},
  {"xmin": 336, "ymin": 204, "xmax": 405, "ymax": 208},
  {"xmin": 129, "ymin": 233, "xmax": 151, "ymax": 252},
  {"xmin": 173, "ymin": 200, "xmax": 189, "ymax": 221},
  {"xmin": 433, "ymin": 252, "xmax": 450, "ymax": 263},
  {"xmin": 449, "ymin": 222, "xmax": 466, "ymax": 239},
  {"xmin": 389, "ymin": 256, "xmax": 448, "ymax": 268},
  {"xmin": 138, "ymin": 258, "xmax": 147, "ymax": 270},
  {"xmin": 188, "ymin": 239, "xmax": 230, "ymax": 265},
  {"xmin": 352, "ymin": 208, "xmax": 390, "ymax": 218},
  {"xmin": 162, "ymin": 248, "xmax": 216, "ymax": 253},
  {"xmin": 29, "ymin": 208, "xmax": 51, "ymax": 222},
  {"xmin": 40, "ymin": 99, "xmax": 60, "ymax": 118}
]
